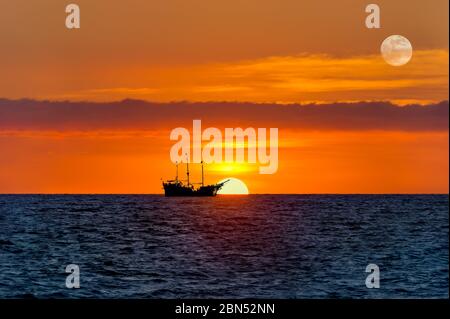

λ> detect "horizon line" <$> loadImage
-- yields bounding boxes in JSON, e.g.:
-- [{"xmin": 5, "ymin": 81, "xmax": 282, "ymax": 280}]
[{"xmin": 0, "ymin": 193, "xmax": 448, "ymax": 196}]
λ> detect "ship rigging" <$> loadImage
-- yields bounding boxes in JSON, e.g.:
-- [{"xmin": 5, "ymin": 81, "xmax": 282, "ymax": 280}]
[{"xmin": 162, "ymin": 159, "xmax": 228, "ymax": 197}]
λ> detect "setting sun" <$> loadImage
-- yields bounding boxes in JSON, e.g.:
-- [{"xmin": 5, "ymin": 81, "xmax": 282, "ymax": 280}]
[{"xmin": 217, "ymin": 178, "xmax": 249, "ymax": 195}]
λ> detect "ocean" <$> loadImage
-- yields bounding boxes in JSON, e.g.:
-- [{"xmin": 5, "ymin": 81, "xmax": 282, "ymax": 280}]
[{"xmin": 0, "ymin": 195, "xmax": 448, "ymax": 298}]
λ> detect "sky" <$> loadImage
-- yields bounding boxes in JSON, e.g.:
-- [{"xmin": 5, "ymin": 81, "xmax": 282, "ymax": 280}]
[{"xmin": 0, "ymin": 0, "xmax": 448, "ymax": 193}]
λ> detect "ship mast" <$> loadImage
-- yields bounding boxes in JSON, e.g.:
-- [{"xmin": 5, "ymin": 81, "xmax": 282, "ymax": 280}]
[
  {"xmin": 201, "ymin": 161, "xmax": 204, "ymax": 186},
  {"xmin": 175, "ymin": 161, "xmax": 178, "ymax": 181},
  {"xmin": 186, "ymin": 153, "xmax": 190, "ymax": 186}
]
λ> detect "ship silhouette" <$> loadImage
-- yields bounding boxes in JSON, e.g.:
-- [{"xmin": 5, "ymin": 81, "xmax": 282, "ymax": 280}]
[{"xmin": 163, "ymin": 160, "xmax": 228, "ymax": 197}]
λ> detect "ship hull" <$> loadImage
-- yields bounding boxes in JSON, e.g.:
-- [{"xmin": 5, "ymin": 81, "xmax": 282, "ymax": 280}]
[{"xmin": 163, "ymin": 182, "xmax": 224, "ymax": 197}]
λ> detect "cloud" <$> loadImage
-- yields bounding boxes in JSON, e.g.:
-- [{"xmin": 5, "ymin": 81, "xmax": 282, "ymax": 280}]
[
  {"xmin": 0, "ymin": 98, "xmax": 447, "ymax": 133},
  {"xmin": 66, "ymin": 51, "xmax": 450, "ymax": 104},
  {"xmin": 1, "ymin": 50, "xmax": 447, "ymax": 105}
]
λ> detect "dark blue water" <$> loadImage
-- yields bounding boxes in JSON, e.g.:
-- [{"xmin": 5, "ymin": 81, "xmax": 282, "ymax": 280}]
[{"xmin": 0, "ymin": 195, "xmax": 448, "ymax": 298}]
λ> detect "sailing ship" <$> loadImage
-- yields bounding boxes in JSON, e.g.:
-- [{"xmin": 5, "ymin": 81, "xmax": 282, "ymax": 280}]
[{"xmin": 162, "ymin": 160, "xmax": 228, "ymax": 197}]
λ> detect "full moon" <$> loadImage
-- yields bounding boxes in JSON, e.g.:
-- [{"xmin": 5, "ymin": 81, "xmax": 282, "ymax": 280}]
[
  {"xmin": 380, "ymin": 35, "xmax": 413, "ymax": 66},
  {"xmin": 217, "ymin": 178, "xmax": 249, "ymax": 195}
]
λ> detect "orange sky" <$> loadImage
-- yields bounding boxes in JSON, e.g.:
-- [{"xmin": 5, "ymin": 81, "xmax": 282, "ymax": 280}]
[
  {"xmin": 0, "ymin": 129, "xmax": 447, "ymax": 194},
  {"xmin": 0, "ymin": 0, "xmax": 448, "ymax": 193}
]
